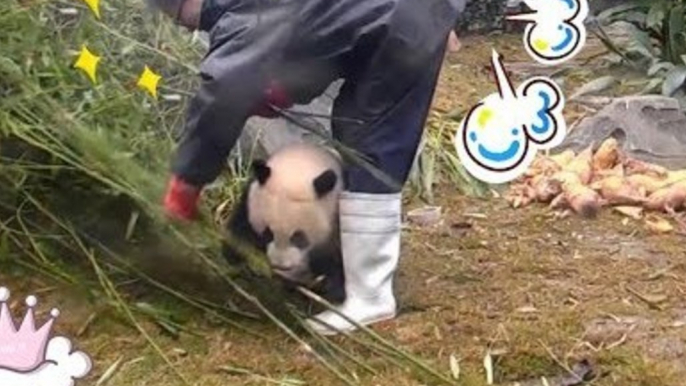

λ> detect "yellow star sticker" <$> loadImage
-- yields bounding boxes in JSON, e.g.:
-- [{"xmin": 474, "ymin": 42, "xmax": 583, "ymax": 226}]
[
  {"xmin": 81, "ymin": 0, "xmax": 101, "ymax": 19},
  {"xmin": 74, "ymin": 45, "xmax": 101, "ymax": 85},
  {"xmin": 137, "ymin": 66, "xmax": 162, "ymax": 100}
]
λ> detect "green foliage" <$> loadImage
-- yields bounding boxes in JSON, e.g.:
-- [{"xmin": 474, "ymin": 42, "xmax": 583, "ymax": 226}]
[
  {"xmin": 594, "ymin": 0, "xmax": 686, "ymax": 100},
  {"xmin": 454, "ymin": 0, "xmax": 509, "ymax": 34},
  {"xmin": 407, "ymin": 115, "xmax": 491, "ymax": 204}
]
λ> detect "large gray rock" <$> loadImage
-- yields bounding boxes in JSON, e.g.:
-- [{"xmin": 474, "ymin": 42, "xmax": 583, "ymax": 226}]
[
  {"xmin": 193, "ymin": 31, "xmax": 340, "ymax": 160},
  {"xmin": 236, "ymin": 81, "xmax": 341, "ymax": 159},
  {"xmin": 556, "ymin": 96, "xmax": 686, "ymax": 170}
]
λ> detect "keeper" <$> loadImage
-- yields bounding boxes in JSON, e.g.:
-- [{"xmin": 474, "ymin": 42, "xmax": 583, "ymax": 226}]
[{"xmin": 150, "ymin": 0, "xmax": 466, "ymax": 335}]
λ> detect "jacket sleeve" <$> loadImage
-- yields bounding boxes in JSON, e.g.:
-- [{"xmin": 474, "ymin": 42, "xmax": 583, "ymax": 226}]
[
  {"xmin": 452, "ymin": 0, "xmax": 468, "ymax": 13},
  {"xmin": 171, "ymin": 10, "xmax": 291, "ymax": 187}
]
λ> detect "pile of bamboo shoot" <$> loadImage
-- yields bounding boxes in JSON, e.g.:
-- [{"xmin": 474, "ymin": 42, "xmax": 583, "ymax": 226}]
[{"xmin": 504, "ymin": 138, "xmax": 686, "ymax": 222}]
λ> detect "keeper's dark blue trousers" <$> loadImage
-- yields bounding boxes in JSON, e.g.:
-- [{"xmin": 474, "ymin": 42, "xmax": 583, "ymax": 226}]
[{"xmin": 333, "ymin": 43, "xmax": 447, "ymax": 194}]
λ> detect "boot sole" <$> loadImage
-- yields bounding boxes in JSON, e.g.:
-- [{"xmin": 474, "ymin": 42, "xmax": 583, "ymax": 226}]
[{"xmin": 311, "ymin": 311, "xmax": 398, "ymax": 336}]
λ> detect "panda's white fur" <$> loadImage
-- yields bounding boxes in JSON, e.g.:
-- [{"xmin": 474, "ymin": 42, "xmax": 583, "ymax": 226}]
[{"xmin": 224, "ymin": 142, "xmax": 346, "ymax": 303}]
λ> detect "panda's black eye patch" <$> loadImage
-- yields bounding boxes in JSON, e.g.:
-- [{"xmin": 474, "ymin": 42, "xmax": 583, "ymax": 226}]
[
  {"xmin": 262, "ymin": 227, "xmax": 274, "ymax": 242},
  {"xmin": 290, "ymin": 230, "xmax": 309, "ymax": 249}
]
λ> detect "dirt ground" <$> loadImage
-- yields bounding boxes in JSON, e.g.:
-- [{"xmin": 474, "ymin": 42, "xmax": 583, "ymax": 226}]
[{"xmin": 3, "ymin": 33, "xmax": 686, "ymax": 386}]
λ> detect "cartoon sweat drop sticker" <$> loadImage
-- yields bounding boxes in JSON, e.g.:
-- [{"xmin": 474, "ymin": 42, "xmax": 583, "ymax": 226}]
[
  {"xmin": 507, "ymin": 0, "xmax": 589, "ymax": 65},
  {"xmin": 454, "ymin": 50, "xmax": 567, "ymax": 184},
  {"xmin": 0, "ymin": 286, "xmax": 92, "ymax": 386}
]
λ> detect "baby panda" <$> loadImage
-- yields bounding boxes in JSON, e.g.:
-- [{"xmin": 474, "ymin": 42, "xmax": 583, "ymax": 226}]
[{"xmin": 222, "ymin": 142, "xmax": 346, "ymax": 304}]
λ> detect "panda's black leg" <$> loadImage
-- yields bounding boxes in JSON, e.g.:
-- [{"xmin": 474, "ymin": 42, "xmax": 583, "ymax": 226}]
[
  {"xmin": 221, "ymin": 182, "xmax": 267, "ymax": 269},
  {"xmin": 323, "ymin": 265, "xmax": 346, "ymax": 304},
  {"xmin": 221, "ymin": 239, "xmax": 245, "ymax": 266},
  {"xmin": 308, "ymin": 242, "xmax": 346, "ymax": 305}
]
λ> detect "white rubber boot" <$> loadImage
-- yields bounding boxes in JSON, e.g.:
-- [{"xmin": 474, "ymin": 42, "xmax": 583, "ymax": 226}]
[{"xmin": 306, "ymin": 191, "xmax": 401, "ymax": 336}]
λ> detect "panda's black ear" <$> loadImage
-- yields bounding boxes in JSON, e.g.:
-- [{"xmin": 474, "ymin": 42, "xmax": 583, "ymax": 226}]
[
  {"xmin": 252, "ymin": 159, "xmax": 271, "ymax": 185},
  {"xmin": 313, "ymin": 170, "xmax": 337, "ymax": 198}
]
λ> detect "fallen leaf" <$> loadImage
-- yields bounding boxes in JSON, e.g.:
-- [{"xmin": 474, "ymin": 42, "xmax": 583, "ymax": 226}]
[
  {"xmin": 645, "ymin": 216, "xmax": 674, "ymax": 233},
  {"xmin": 96, "ymin": 356, "xmax": 124, "ymax": 386},
  {"xmin": 626, "ymin": 285, "xmax": 667, "ymax": 310},
  {"xmin": 171, "ymin": 348, "xmax": 187, "ymax": 357},
  {"xmin": 517, "ymin": 305, "xmax": 538, "ymax": 314},
  {"xmin": 484, "ymin": 351, "xmax": 494, "ymax": 385},
  {"xmin": 464, "ymin": 212, "xmax": 487, "ymax": 219},
  {"xmin": 643, "ymin": 293, "xmax": 668, "ymax": 304},
  {"xmin": 554, "ymin": 210, "xmax": 571, "ymax": 220},
  {"xmin": 449, "ymin": 354, "xmax": 460, "ymax": 380},
  {"xmin": 570, "ymin": 75, "xmax": 617, "ymax": 100},
  {"xmin": 58, "ymin": 7, "xmax": 79, "ymax": 15},
  {"xmin": 613, "ymin": 206, "xmax": 643, "ymax": 220}
]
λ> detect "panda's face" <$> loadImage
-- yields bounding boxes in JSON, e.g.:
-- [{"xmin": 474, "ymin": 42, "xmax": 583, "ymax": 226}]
[
  {"xmin": 247, "ymin": 150, "xmax": 342, "ymax": 284},
  {"xmin": 262, "ymin": 226, "xmax": 317, "ymax": 283}
]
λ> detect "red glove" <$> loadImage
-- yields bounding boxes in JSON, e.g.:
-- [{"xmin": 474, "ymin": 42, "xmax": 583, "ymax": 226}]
[
  {"xmin": 252, "ymin": 80, "xmax": 292, "ymax": 118},
  {"xmin": 163, "ymin": 176, "xmax": 202, "ymax": 221}
]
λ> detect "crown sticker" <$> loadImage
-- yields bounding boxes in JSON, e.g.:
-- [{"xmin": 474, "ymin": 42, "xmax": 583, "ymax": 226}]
[{"xmin": 0, "ymin": 286, "xmax": 92, "ymax": 385}]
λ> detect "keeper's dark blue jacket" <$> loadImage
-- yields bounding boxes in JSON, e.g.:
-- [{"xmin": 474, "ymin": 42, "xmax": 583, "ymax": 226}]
[{"xmin": 172, "ymin": 0, "xmax": 467, "ymax": 187}]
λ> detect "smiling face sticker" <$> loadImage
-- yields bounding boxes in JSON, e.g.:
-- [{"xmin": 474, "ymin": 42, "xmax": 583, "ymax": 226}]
[
  {"xmin": 508, "ymin": 0, "xmax": 589, "ymax": 66},
  {"xmin": 454, "ymin": 51, "xmax": 567, "ymax": 184},
  {"xmin": 461, "ymin": 102, "xmax": 529, "ymax": 174}
]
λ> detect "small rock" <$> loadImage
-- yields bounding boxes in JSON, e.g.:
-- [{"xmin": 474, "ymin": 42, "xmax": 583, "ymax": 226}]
[
  {"xmin": 583, "ymin": 317, "xmax": 648, "ymax": 346},
  {"xmin": 407, "ymin": 206, "xmax": 442, "ymax": 227},
  {"xmin": 512, "ymin": 359, "xmax": 596, "ymax": 386},
  {"xmin": 673, "ymin": 320, "xmax": 686, "ymax": 328}
]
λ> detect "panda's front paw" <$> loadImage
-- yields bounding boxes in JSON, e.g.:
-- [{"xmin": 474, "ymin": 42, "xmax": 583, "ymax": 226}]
[
  {"xmin": 322, "ymin": 278, "xmax": 346, "ymax": 305},
  {"xmin": 221, "ymin": 242, "xmax": 246, "ymax": 267}
]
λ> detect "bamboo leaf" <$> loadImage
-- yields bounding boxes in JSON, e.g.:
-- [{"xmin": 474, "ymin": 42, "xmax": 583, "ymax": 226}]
[
  {"xmin": 661, "ymin": 65, "xmax": 686, "ymax": 96},
  {"xmin": 596, "ymin": 3, "xmax": 645, "ymax": 24},
  {"xmin": 570, "ymin": 75, "xmax": 618, "ymax": 100},
  {"xmin": 648, "ymin": 61, "xmax": 674, "ymax": 76},
  {"xmin": 646, "ymin": 2, "xmax": 667, "ymax": 31},
  {"xmin": 667, "ymin": 5, "xmax": 686, "ymax": 63},
  {"xmin": 95, "ymin": 356, "xmax": 124, "ymax": 386},
  {"xmin": 640, "ymin": 77, "xmax": 666, "ymax": 94},
  {"xmin": 484, "ymin": 351, "xmax": 494, "ymax": 385},
  {"xmin": 449, "ymin": 354, "xmax": 460, "ymax": 380}
]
